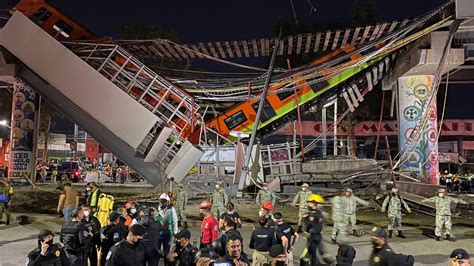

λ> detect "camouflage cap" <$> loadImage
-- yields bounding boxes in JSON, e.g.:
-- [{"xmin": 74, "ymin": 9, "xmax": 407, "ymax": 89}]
[
  {"xmin": 345, "ymin": 188, "xmax": 353, "ymax": 193},
  {"xmin": 301, "ymin": 183, "xmax": 309, "ymax": 187}
]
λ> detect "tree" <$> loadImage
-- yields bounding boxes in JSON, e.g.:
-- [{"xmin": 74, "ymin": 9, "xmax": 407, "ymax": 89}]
[{"xmin": 38, "ymin": 98, "xmax": 63, "ymax": 162}]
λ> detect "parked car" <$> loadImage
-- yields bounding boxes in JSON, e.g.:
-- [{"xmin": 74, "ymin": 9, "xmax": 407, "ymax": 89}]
[{"xmin": 60, "ymin": 161, "xmax": 83, "ymax": 182}]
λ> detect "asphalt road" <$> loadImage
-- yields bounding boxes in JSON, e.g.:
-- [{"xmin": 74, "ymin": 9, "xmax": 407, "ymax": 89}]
[{"xmin": 0, "ymin": 210, "xmax": 473, "ymax": 266}]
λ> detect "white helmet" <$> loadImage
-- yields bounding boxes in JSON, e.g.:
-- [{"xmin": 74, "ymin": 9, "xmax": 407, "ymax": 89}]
[{"xmin": 159, "ymin": 193, "xmax": 170, "ymax": 202}]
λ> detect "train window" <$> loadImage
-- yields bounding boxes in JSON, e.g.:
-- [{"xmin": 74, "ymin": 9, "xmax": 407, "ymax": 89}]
[
  {"xmin": 32, "ymin": 7, "xmax": 52, "ymax": 25},
  {"xmin": 251, "ymin": 99, "xmax": 276, "ymax": 123},
  {"xmin": 276, "ymin": 90, "xmax": 294, "ymax": 101},
  {"xmin": 54, "ymin": 19, "xmax": 74, "ymax": 35},
  {"xmin": 224, "ymin": 111, "xmax": 248, "ymax": 130}
]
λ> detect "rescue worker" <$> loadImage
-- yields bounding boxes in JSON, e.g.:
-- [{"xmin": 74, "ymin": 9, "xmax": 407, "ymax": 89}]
[
  {"xmin": 368, "ymin": 226, "xmax": 415, "ymax": 266},
  {"xmin": 381, "ymin": 187, "xmax": 411, "ymax": 238},
  {"xmin": 123, "ymin": 201, "xmax": 136, "ymax": 228},
  {"xmin": 166, "ymin": 228, "xmax": 198, "ymax": 266},
  {"xmin": 449, "ymin": 249, "xmax": 471, "ymax": 266},
  {"xmin": 219, "ymin": 202, "xmax": 242, "ymax": 229},
  {"xmin": 199, "ymin": 199, "xmax": 218, "ymax": 249},
  {"xmin": 330, "ymin": 190, "xmax": 348, "ymax": 244},
  {"xmin": 27, "ymin": 229, "xmax": 70, "ymax": 266},
  {"xmin": 82, "ymin": 206, "xmax": 101, "ymax": 266},
  {"xmin": 343, "ymin": 188, "xmax": 369, "ymax": 237},
  {"xmin": 211, "ymin": 181, "xmax": 229, "ymax": 219},
  {"xmin": 291, "ymin": 183, "xmax": 312, "ymax": 233},
  {"xmin": 174, "ymin": 184, "xmax": 188, "ymax": 228},
  {"xmin": 249, "ymin": 217, "xmax": 274, "ymax": 266},
  {"xmin": 100, "ymin": 212, "xmax": 123, "ymax": 266},
  {"xmin": 140, "ymin": 207, "xmax": 163, "ymax": 266},
  {"xmin": 259, "ymin": 201, "xmax": 274, "ymax": 229},
  {"xmin": 105, "ymin": 224, "xmax": 147, "ymax": 265},
  {"xmin": 60, "ymin": 207, "xmax": 90, "ymax": 266},
  {"xmin": 301, "ymin": 194, "xmax": 333, "ymax": 266},
  {"xmin": 156, "ymin": 193, "xmax": 178, "ymax": 258},
  {"xmin": 421, "ymin": 188, "xmax": 468, "ymax": 241},
  {"xmin": 0, "ymin": 177, "xmax": 13, "ymax": 225},
  {"xmin": 256, "ymin": 183, "xmax": 277, "ymax": 208},
  {"xmin": 86, "ymin": 182, "xmax": 101, "ymax": 214},
  {"xmin": 273, "ymin": 212, "xmax": 298, "ymax": 266}
]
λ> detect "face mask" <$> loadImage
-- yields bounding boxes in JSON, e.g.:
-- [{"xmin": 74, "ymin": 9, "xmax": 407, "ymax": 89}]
[
  {"xmin": 83, "ymin": 210, "xmax": 90, "ymax": 217},
  {"xmin": 215, "ymin": 185, "xmax": 220, "ymax": 190},
  {"xmin": 130, "ymin": 208, "xmax": 137, "ymax": 214},
  {"xmin": 227, "ymin": 210, "xmax": 234, "ymax": 214},
  {"xmin": 258, "ymin": 211, "xmax": 264, "ymax": 217},
  {"xmin": 86, "ymin": 187, "xmax": 91, "ymax": 191},
  {"xmin": 438, "ymin": 193, "xmax": 444, "ymax": 197}
]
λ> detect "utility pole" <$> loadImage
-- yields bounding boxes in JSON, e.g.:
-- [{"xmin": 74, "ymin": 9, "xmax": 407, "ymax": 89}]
[{"xmin": 237, "ymin": 40, "xmax": 279, "ymax": 195}]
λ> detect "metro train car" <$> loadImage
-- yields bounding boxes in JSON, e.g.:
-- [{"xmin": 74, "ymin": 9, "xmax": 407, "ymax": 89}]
[
  {"xmin": 13, "ymin": 0, "xmax": 96, "ymax": 40},
  {"xmin": 203, "ymin": 49, "xmax": 390, "ymax": 142},
  {"xmin": 13, "ymin": 0, "xmax": 197, "ymax": 138}
]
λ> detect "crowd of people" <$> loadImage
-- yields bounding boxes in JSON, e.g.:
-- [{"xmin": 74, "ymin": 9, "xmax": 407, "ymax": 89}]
[{"xmin": 0, "ymin": 176, "xmax": 471, "ymax": 265}]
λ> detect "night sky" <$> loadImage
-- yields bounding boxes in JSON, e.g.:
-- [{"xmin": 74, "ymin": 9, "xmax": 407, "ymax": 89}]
[{"xmin": 0, "ymin": 0, "xmax": 471, "ymax": 120}]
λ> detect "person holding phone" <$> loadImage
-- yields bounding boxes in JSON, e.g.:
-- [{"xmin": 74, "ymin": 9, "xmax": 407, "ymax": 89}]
[{"xmin": 26, "ymin": 229, "xmax": 70, "ymax": 266}]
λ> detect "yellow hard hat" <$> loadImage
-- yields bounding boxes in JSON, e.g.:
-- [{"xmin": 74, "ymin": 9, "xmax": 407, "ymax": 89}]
[{"xmin": 307, "ymin": 194, "xmax": 325, "ymax": 204}]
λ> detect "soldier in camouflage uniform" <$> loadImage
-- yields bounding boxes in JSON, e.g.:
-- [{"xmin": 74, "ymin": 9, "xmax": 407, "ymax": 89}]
[
  {"xmin": 256, "ymin": 182, "xmax": 276, "ymax": 208},
  {"xmin": 211, "ymin": 181, "xmax": 228, "ymax": 219},
  {"xmin": 421, "ymin": 188, "xmax": 467, "ymax": 241},
  {"xmin": 175, "ymin": 184, "xmax": 189, "ymax": 228},
  {"xmin": 291, "ymin": 183, "xmax": 312, "ymax": 233},
  {"xmin": 343, "ymin": 188, "xmax": 369, "ymax": 237},
  {"xmin": 381, "ymin": 187, "xmax": 411, "ymax": 238},
  {"xmin": 0, "ymin": 177, "xmax": 13, "ymax": 225},
  {"xmin": 330, "ymin": 190, "xmax": 348, "ymax": 244}
]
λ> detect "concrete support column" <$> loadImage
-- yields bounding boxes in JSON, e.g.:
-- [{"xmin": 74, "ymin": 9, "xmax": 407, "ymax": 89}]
[
  {"xmin": 8, "ymin": 80, "xmax": 40, "ymax": 180},
  {"xmin": 457, "ymin": 136, "xmax": 464, "ymax": 155},
  {"xmin": 398, "ymin": 75, "xmax": 439, "ymax": 184}
]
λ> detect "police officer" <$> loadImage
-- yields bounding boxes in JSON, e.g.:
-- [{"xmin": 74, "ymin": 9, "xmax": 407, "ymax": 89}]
[
  {"xmin": 249, "ymin": 217, "xmax": 274, "ymax": 266},
  {"xmin": 330, "ymin": 190, "xmax": 348, "ymax": 244},
  {"xmin": 27, "ymin": 229, "xmax": 70, "ymax": 266},
  {"xmin": 140, "ymin": 207, "xmax": 163, "ymax": 266},
  {"xmin": 166, "ymin": 228, "xmax": 198, "ymax": 266},
  {"xmin": 449, "ymin": 249, "xmax": 471, "ymax": 266},
  {"xmin": 273, "ymin": 212, "xmax": 298, "ymax": 266},
  {"xmin": 256, "ymin": 183, "xmax": 277, "ymax": 208},
  {"xmin": 421, "ymin": 188, "xmax": 468, "ymax": 241},
  {"xmin": 0, "ymin": 177, "xmax": 13, "ymax": 225},
  {"xmin": 381, "ymin": 188, "xmax": 411, "ymax": 238},
  {"xmin": 368, "ymin": 226, "xmax": 414, "ymax": 266},
  {"xmin": 174, "ymin": 184, "xmax": 188, "ymax": 228},
  {"xmin": 100, "ymin": 212, "xmax": 123, "ymax": 266},
  {"xmin": 211, "ymin": 181, "xmax": 229, "ymax": 219},
  {"xmin": 336, "ymin": 244, "xmax": 356, "ymax": 265},
  {"xmin": 291, "ymin": 183, "xmax": 312, "ymax": 233},
  {"xmin": 343, "ymin": 188, "xmax": 369, "ymax": 237},
  {"xmin": 301, "ymin": 194, "xmax": 333, "ymax": 266},
  {"xmin": 82, "ymin": 205, "xmax": 101, "ymax": 266},
  {"xmin": 105, "ymin": 224, "xmax": 147, "ymax": 265},
  {"xmin": 60, "ymin": 207, "xmax": 90, "ymax": 266}
]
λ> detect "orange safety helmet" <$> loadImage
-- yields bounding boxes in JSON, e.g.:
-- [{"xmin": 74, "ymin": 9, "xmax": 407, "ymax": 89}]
[
  {"xmin": 261, "ymin": 201, "xmax": 273, "ymax": 211},
  {"xmin": 199, "ymin": 199, "xmax": 212, "ymax": 210}
]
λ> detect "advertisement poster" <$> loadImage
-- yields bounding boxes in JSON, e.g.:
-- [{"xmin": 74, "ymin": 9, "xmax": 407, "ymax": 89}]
[
  {"xmin": 398, "ymin": 75, "xmax": 439, "ymax": 184},
  {"xmin": 8, "ymin": 81, "xmax": 39, "ymax": 178}
]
